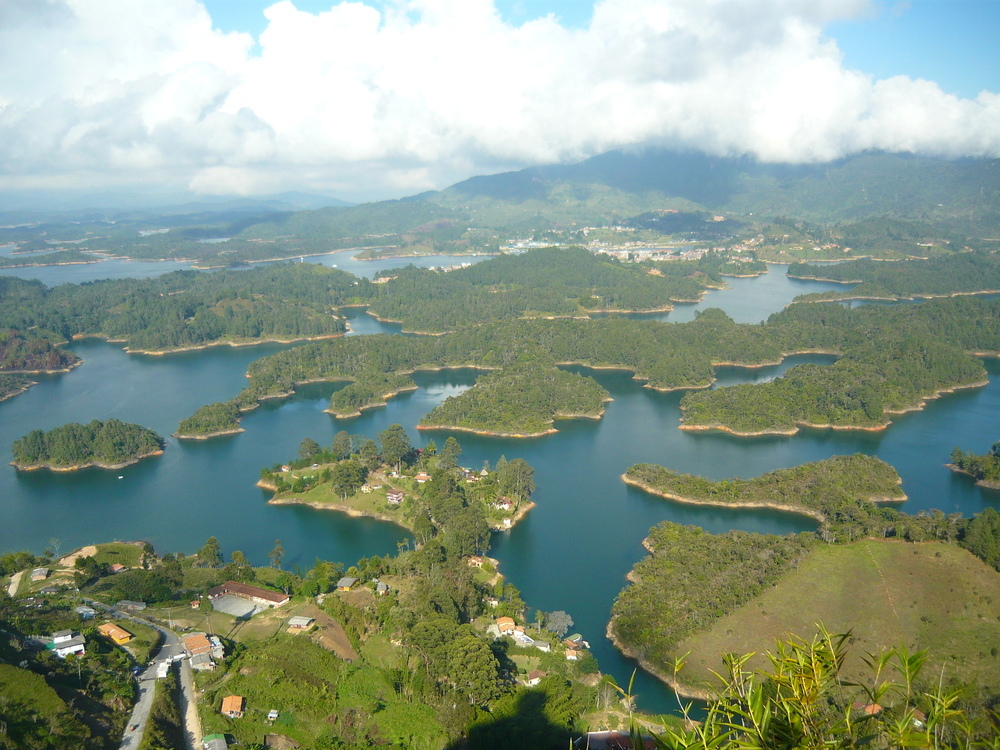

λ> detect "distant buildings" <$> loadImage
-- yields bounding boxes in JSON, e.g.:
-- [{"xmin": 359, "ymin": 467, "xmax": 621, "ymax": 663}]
[{"xmin": 30, "ymin": 568, "xmax": 49, "ymax": 581}]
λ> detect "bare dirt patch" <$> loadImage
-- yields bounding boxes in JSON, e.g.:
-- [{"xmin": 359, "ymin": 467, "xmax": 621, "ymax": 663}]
[{"xmin": 298, "ymin": 604, "xmax": 359, "ymax": 662}]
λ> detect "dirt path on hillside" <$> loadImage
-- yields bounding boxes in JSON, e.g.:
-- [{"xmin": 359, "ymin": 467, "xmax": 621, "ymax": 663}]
[{"xmin": 7, "ymin": 570, "xmax": 24, "ymax": 597}]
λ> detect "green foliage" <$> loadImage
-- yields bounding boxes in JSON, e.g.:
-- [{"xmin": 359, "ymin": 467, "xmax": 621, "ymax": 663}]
[
  {"xmin": 137, "ymin": 672, "xmax": 184, "ymax": 750},
  {"xmin": 420, "ymin": 355, "xmax": 609, "ymax": 435},
  {"xmin": 625, "ymin": 455, "xmax": 905, "ymax": 519},
  {"xmin": 368, "ymin": 247, "xmax": 705, "ymax": 333},
  {"xmin": 790, "ymin": 250, "xmax": 1000, "ymax": 301},
  {"xmin": 0, "ymin": 328, "xmax": 79, "ymax": 372},
  {"xmin": 961, "ymin": 507, "xmax": 1000, "ymax": 572},
  {"xmin": 11, "ymin": 419, "xmax": 164, "ymax": 468},
  {"xmin": 175, "ymin": 400, "xmax": 242, "ymax": 437},
  {"xmin": 648, "ymin": 629, "xmax": 1000, "ymax": 750},
  {"xmin": 0, "ymin": 263, "xmax": 356, "ymax": 352},
  {"xmin": 0, "ymin": 373, "xmax": 32, "ymax": 401},
  {"xmin": 0, "ymin": 663, "xmax": 96, "ymax": 750},
  {"xmin": 611, "ymin": 523, "xmax": 814, "ymax": 669}
]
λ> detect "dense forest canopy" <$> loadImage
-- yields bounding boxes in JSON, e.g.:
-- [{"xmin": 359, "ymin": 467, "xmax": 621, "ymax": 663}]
[
  {"xmin": 0, "ymin": 263, "xmax": 363, "ymax": 352},
  {"xmin": 789, "ymin": 250, "xmax": 1000, "ymax": 301},
  {"xmin": 12, "ymin": 419, "xmax": 164, "ymax": 468},
  {"xmin": 177, "ymin": 291, "xmax": 1000, "ymax": 438}
]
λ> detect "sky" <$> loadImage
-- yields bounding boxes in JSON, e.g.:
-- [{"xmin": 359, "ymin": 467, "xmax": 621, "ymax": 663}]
[{"xmin": 1, "ymin": 0, "xmax": 998, "ymax": 204}]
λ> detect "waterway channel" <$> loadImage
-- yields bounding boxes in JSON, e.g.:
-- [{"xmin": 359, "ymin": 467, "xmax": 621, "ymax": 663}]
[{"xmin": 2, "ymin": 256, "xmax": 999, "ymax": 713}]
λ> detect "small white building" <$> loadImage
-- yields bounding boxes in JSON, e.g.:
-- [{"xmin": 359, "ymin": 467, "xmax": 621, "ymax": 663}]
[{"xmin": 49, "ymin": 631, "xmax": 85, "ymax": 658}]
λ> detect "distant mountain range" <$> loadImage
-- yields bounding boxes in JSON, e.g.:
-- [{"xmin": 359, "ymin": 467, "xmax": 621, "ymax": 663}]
[
  {"xmin": 3, "ymin": 150, "xmax": 998, "ymax": 264},
  {"xmin": 428, "ymin": 149, "xmax": 1000, "ymax": 224}
]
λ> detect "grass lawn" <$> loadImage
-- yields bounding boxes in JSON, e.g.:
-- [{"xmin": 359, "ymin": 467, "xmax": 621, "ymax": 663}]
[
  {"xmin": 93, "ymin": 542, "xmax": 144, "ymax": 568},
  {"xmin": 675, "ymin": 540, "xmax": 1000, "ymax": 691}
]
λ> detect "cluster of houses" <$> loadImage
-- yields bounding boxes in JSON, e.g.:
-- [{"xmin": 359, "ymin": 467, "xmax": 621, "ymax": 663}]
[
  {"xmin": 183, "ymin": 632, "xmax": 225, "ymax": 671},
  {"xmin": 45, "ymin": 618, "xmax": 136, "ymax": 659},
  {"xmin": 489, "ymin": 617, "xmax": 591, "ymax": 663}
]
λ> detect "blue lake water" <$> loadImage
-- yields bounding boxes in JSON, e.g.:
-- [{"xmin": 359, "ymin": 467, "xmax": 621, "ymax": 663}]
[{"xmin": 1, "ymin": 259, "xmax": 998, "ymax": 713}]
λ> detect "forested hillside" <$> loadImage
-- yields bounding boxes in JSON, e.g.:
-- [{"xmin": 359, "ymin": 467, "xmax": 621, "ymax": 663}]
[
  {"xmin": 0, "ymin": 264, "xmax": 363, "ymax": 352},
  {"xmin": 789, "ymin": 250, "xmax": 1000, "ymax": 300},
  {"xmin": 178, "ymin": 292, "xmax": 1000, "ymax": 438}
]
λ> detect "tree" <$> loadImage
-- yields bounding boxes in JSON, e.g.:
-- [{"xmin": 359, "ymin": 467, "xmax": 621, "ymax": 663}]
[
  {"xmin": 227, "ymin": 550, "xmax": 254, "ymax": 582},
  {"xmin": 545, "ymin": 610, "xmax": 573, "ymax": 637},
  {"xmin": 359, "ymin": 439, "xmax": 380, "ymax": 471},
  {"xmin": 438, "ymin": 436, "xmax": 462, "ymax": 470},
  {"xmin": 198, "ymin": 536, "xmax": 222, "ymax": 568},
  {"xmin": 332, "ymin": 430, "xmax": 352, "ymax": 460},
  {"xmin": 331, "ymin": 459, "xmax": 367, "ymax": 500},
  {"xmin": 269, "ymin": 539, "xmax": 284, "ymax": 569},
  {"xmin": 299, "ymin": 437, "xmax": 321, "ymax": 461},
  {"xmin": 448, "ymin": 633, "xmax": 502, "ymax": 706},
  {"xmin": 498, "ymin": 457, "xmax": 535, "ymax": 502},
  {"xmin": 379, "ymin": 424, "xmax": 411, "ymax": 473}
]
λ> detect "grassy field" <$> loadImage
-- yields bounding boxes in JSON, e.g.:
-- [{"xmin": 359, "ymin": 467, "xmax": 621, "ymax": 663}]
[{"xmin": 675, "ymin": 540, "xmax": 1000, "ymax": 691}]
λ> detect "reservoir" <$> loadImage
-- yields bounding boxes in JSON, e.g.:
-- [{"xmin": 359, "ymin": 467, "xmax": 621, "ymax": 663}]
[{"xmin": 2, "ymin": 260, "xmax": 999, "ymax": 713}]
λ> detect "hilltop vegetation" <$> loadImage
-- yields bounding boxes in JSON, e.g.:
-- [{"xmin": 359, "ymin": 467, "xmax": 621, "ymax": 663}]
[
  {"xmin": 419, "ymin": 356, "xmax": 609, "ymax": 436},
  {"xmin": 12, "ymin": 419, "xmax": 164, "ymax": 470},
  {"xmin": 0, "ymin": 263, "xmax": 361, "ymax": 352},
  {"xmin": 367, "ymin": 247, "xmax": 701, "ymax": 332},
  {"xmin": 624, "ymin": 454, "xmax": 905, "ymax": 520},
  {"xmin": 612, "ymin": 458, "xmax": 1000, "ymax": 698},
  {"xmin": 674, "ymin": 541, "xmax": 1000, "ymax": 693},
  {"xmin": 178, "ymin": 285, "xmax": 1000, "ymax": 439},
  {"xmin": 789, "ymin": 250, "xmax": 1000, "ymax": 301},
  {"xmin": 0, "ymin": 328, "xmax": 80, "ymax": 372}
]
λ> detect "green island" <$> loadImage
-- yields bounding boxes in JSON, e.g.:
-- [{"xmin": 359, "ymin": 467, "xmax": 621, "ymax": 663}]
[
  {"xmin": 365, "ymin": 247, "xmax": 704, "ymax": 333},
  {"xmin": 177, "ymin": 283, "xmax": 1000, "ymax": 438},
  {"xmin": 949, "ymin": 441, "xmax": 1000, "ymax": 490},
  {"xmin": 0, "ymin": 373, "xmax": 35, "ymax": 401},
  {"xmin": 0, "ymin": 328, "xmax": 81, "ymax": 373},
  {"xmin": 788, "ymin": 250, "xmax": 1000, "ymax": 302},
  {"xmin": 417, "ymin": 356, "xmax": 610, "ymax": 437},
  {"xmin": 611, "ymin": 458, "xmax": 1000, "ymax": 699},
  {"xmin": 11, "ymin": 419, "xmax": 165, "ymax": 470},
  {"xmin": 0, "ymin": 263, "xmax": 361, "ymax": 354},
  {"xmin": 622, "ymin": 454, "xmax": 906, "ymax": 522},
  {"xmin": 261, "ymin": 428, "xmax": 537, "ymax": 536},
  {"xmin": 0, "ymin": 248, "xmax": 98, "ymax": 268}
]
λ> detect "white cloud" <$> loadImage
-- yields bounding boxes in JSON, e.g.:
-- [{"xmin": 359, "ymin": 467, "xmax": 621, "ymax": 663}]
[{"xmin": 0, "ymin": 0, "xmax": 997, "ymax": 201}]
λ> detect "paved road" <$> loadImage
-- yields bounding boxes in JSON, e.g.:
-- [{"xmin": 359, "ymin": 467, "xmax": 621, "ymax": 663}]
[{"xmin": 82, "ymin": 600, "xmax": 201, "ymax": 750}]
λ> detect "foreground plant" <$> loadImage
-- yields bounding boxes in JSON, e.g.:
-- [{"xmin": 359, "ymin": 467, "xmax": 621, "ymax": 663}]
[{"xmin": 631, "ymin": 628, "xmax": 999, "ymax": 749}]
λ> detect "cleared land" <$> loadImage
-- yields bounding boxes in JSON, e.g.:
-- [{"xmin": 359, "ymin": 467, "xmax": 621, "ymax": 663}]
[{"xmin": 674, "ymin": 540, "xmax": 1000, "ymax": 692}]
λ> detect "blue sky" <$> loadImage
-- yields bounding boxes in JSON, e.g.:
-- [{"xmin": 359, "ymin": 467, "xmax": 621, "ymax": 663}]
[{"xmin": 2, "ymin": 0, "xmax": 999, "ymax": 201}]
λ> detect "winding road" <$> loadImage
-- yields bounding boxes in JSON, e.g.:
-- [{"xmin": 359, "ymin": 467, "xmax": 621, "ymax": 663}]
[{"xmin": 82, "ymin": 599, "xmax": 203, "ymax": 750}]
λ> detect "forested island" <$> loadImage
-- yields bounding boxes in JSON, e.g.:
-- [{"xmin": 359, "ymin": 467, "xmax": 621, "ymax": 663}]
[
  {"xmin": 788, "ymin": 250, "xmax": 1000, "ymax": 302},
  {"xmin": 0, "ymin": 373, "xmax": 34, "ymax": 401},
  {"xmin": 417, "ymin": 356, "xmax": 610, "ymax": 436},
  {"xmin": 0, "ymin": 248, "xmax": 98, "ymax": 268},
  {"xmin": 11, "ymin": 419, "xmax": 165, "ymax": 470},
  {"xmin": 611, "ymin": 458, "xmax": 1000, "ymax": 697},
  {"xmin": 261, "ymin": 427, "xmax": 536, "ymax": 536},
  {"xmin": 176, "ymin": 289, "xmax": 1000, "ymax": 439},
  {"xmin": 0, "ymin": 328, "xmax": 81, "ymax": 372},
  {"xmin": 365, "ymin": 247, "xmax": 704, "ymax": 333},
  {"xmin": 623, "ymin": 455, "xmax": 905, "ymax": 521},
  {"xmin": 0, "ymin": 264, "xmax": 360, "ymax": 353},
  {"xmin": 949, "ymin": 442, "xmax": 1000, "ymax": 489}
]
